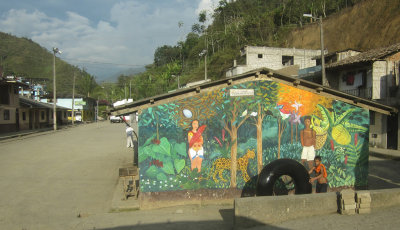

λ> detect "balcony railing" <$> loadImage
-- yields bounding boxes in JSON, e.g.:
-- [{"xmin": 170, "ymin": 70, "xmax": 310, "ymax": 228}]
[{"xmin": 342, "ymin": 87, "xmax": 372, "ymax": 99}]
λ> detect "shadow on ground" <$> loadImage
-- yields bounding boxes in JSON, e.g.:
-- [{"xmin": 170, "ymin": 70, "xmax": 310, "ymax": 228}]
[
  {"xmin": 96, "ymin": 218, "xmax": 288, "ymax": 230},
  {"xmin": 368, "ymin": 157, "xmax": 400, "ymax": 190}
]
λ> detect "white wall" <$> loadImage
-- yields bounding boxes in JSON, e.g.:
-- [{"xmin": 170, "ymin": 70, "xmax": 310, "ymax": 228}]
[
  {"xmin": 226, "ymin": 46, "xmax": 321, "ymax": 77},
  {"xmin": 0, "ymin": 107, "xmax": 16, "ymax": 125},
  {"xmin": 370, "ymin": 112, "xmax": 387, "ymax": 148},
  {"xmin": 372, "ymin": 61, "xmax": 395, "ymax": 100},
  {"xmin": 245, "ymin": 46, "xmax": 320, "ymax": 70}
]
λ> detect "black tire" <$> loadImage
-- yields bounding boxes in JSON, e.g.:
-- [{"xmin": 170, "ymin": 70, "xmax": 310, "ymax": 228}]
[{"xmin": 256, "ymin": 158, "xmax": 312, "ymax": 196}]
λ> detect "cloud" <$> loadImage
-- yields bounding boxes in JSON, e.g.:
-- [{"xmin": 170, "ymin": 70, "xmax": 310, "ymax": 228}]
[{"xmin": 0, "ymin": 1, "xmax": 199, "ymax": 79}]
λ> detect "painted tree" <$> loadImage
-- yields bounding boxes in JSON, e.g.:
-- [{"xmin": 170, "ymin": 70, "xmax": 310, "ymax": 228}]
[
  {"xmin": 246, "ymin": 81, "xmax": 279, "ymax": 174},
  {"xmin": 172, "ymin": 89, "xmax": 224, "ymax": 130},
  {"xmin": 212, "ymin": 84, "xmax": 255, "ymax": 188},
  {"xmin": 139, "ymin": 104, "xmax": 179, "ymax": 141}
]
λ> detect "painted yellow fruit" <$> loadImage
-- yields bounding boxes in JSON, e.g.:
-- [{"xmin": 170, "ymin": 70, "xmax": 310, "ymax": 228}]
[{"xmin": 332, "ymin": 124, "xmax": 351, "ymax": 145}]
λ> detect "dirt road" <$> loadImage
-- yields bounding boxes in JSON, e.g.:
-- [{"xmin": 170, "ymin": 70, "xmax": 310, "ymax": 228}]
[{"xmin": 0, "ymin": 122, "xmax": 131, "ymax": 229}]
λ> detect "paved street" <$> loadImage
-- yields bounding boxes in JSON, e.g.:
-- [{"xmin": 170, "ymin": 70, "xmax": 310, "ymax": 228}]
[
  {"xmin": 0, "ymin": 122, "xmax": 131, "ymax": 229},
  {"xmin": 0, "ymin": 122, "xmax": 400, "ymax": 229}
]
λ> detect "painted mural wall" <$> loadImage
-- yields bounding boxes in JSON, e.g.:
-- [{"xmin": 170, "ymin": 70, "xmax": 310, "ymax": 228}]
[{"xmin": 138, "ymin": 80, "xmax": 369, "ymax": 193}]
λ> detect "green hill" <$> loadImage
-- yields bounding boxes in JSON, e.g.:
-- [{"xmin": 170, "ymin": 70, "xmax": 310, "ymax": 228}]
[{"xmin": 0, "ymin": 32, "xmax": 95, "ymax": 97}]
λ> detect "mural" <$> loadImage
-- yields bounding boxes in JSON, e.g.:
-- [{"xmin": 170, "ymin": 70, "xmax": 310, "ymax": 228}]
[{"xmin": 138, "ymin": 80, "xmax": 369, "ymax": 193}]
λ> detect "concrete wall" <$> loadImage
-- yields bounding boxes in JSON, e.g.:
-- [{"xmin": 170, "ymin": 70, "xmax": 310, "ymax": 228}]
[
  {"xmin": 0, "ymin": 106, "xmax": 16, "ymax": 125},
  {"xmin": 372, "ymin": 61, "xmax": 394, "ymax": 100},
  {"xmin": 19, "ymin": 108, "xmax": 30, "ymax": 130},
  {"xmin": 234, "ymin": 188, "xmax": 400, "ymax": 228},
  {"xmin": 226, "ymin": 46, "xmax": 321, "ymax": 77},
  {"xmin": 369, "ymin": 112, "xmax": 387, "ymax": 148},
  {"xmin": 245, "ymin": 46, "xmax": 320, "ymax": 70},
  {"xmin": 398, "ymin": 114, "xmax": 400, "ymax": 150},
  {"xmin": 138, "ymin": 80, "xmax": 370, "ymax": 198},
  {"xmin": 234, "ymin": 193, "xmax": 338, "ymax": 228}
]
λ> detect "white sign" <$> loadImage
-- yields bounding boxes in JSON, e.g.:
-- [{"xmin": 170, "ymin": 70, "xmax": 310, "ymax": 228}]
[{"xmin": 229, "ymin": 89, "xmax": 254, "ymax": 97}]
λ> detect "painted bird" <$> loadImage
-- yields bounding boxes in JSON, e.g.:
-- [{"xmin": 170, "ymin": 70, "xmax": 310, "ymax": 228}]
[{"xmin": 241, "ymin": 109, "xmax": 248, "ymax": 117}]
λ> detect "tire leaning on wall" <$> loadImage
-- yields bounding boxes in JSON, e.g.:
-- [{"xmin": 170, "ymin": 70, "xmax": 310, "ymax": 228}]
[{"xmin": 256, "ymin": 159, "xmax": 312, "ymax": 196}]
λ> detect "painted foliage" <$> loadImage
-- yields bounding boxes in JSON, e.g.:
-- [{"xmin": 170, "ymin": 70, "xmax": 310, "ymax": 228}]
[{"xmin": 138, "ymin": 81, "xmax": 369, "ymax": 192}]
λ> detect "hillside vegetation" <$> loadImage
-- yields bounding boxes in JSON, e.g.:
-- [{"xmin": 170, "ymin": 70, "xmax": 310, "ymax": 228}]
[
  {"xmin": 125, "ymin": 0, "xmax": 400, "ymax": 102},
  {"xmin": 2, "ymin": 0, "xmax": 400, "ymax": 103},
  {"xmin": 0, "ymin": 32, "xmax": 98, "ymax": 97},
  {"xmin": 287, "ymin": 0, "xmax": 400, "ymax": 51}
]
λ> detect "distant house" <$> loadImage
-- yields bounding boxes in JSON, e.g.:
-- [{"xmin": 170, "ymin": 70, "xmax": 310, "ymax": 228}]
[
  {"xmin": 299, "ymin": 49, "xmax": 361, "ymax": 83},
  {"xmin": 226, "ymin": 46, "xmax": 323, "ymax": 77},
  {"xmin": 47, "ymin": 97, "xmax": 96, "ymax": 122},
  {"xmin": 0, "ymin": 76, "xmax": 68, "ymax": 133},
  {"xmin": 0, "ymin": 76, "xmax": 30, "ymax": 133},
  {"xmin": 19, "ymin": 97, "xmax": 69, "ymax": 129},
  {"xmin": 324, "ymin": 44, "xmax": 400, "ymax": 149}
]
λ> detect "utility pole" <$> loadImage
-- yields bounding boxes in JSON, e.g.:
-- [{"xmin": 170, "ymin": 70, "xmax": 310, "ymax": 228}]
[
  {"xmin": 52, "ymin": 47, "xmax": 61, "ymax": 131},
  {"xmin": 205, "ymin": 54, "xmax": 207, "ymax": 80},
  {"xmin": 303, "ymin": 14, "xmax": 328, "ymax": 87},
  {"xmin": 129, "ymin": 80, "xmax": 131, "ymax": 99},
  {"xmin": 72, "ymin": 72, "xmax": 76, "ymax": 125},
  {"xmin": 124, "ymin": 83, "xmax": 127, "ymax": 100},
  {"xmin": 319, "ymin": 16, "xmax": 328, "ymax": 87}
]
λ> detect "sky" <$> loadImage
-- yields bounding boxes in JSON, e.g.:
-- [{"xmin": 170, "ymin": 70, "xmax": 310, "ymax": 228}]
[{"xmin": 0, "ymin": 0, "xmax": 220, "ymax": 81}]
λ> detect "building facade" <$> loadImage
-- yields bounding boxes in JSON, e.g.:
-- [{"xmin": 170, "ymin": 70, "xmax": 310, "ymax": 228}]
[
  {"xmin": 325, "ymin": 44, "xmax": 400, "ymax": 149},
  {"xmin": 226, "ymin": 46, "xmax": 322, "ymax": 77},
  {"xmin": 112, "ymin": 69, "xmax": 395, "ymax": 208}
]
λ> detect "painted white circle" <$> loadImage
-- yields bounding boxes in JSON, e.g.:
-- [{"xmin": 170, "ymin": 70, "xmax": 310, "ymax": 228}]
[{"xmin": 183, "ymin": 109, "xmax": 192, "ymax": 118}]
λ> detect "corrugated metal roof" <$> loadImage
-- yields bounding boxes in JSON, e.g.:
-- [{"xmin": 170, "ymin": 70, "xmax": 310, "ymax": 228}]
[
  {"xmin": 110, "ymin": 68, "xmax": 397, "ymax": 116},
  {"xmin": 20, "ymin": 97, "xmax": 69, "ymax": 110},
  {"xmin": 327, "ymin": 43, "xmax": 400, "ymax": 69}
]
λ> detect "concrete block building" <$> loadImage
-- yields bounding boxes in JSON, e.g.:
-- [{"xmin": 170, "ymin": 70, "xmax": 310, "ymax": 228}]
[{"xmin": 226, "ymin": 46, "xmax": 322, "ymax": 77}]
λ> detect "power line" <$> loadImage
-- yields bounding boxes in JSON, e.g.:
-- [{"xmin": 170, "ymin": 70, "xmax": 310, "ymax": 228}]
[{"xmin": 60, "ymin": 57, "xmax": 147, "ymax": 67}]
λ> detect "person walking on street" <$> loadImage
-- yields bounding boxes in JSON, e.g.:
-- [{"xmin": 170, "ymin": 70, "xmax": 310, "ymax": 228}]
[{"xmin": 126, "ymin": 125, "xmax": 134, "ymax": 148}]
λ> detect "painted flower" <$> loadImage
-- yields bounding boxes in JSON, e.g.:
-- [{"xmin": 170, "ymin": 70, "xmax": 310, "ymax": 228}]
[{"xmin": 354, "ymin": 133, "xmax": 358, "ymax": 146}]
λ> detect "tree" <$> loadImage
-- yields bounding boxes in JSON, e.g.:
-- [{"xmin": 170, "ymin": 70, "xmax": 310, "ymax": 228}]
[
  {"xmin": 154, "ymin": 45, "xmax": 180, "ymax": 66},
  {"xmin": 77, "ymin": 73, "xmax": 97, "ymax": 97}
]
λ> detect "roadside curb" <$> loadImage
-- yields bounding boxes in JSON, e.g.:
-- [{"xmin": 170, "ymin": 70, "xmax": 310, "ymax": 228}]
[
  {"xmin": 0, "ymin": 128, "xmax": 53, "ymax": 141},
  {"xmin": 369, "ymin": 149, "xmax": 400, "ymax": 161},
  {"xmin": 110, "ymin": 177, "xmax": 140, "ymax": 212},
  {"xmin": 0, "ymin": 122, "xmax": 97, "ymax": 142},
  {"xmin": 234, "ymin": 188, "xmax": 400, "ymax": 229}
]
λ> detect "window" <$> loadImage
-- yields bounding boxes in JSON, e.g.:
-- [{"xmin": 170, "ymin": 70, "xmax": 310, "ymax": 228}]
[
  {"xmin": 258, "ymin": 54, "xmax": 263, "ymax": 58},
  {"xmin": 0, "ymin": 85, "xmax": 10, "ymax": 105},
  {"xmin": 370, "ymin": 111, "xmax": 375, "ymax": 125},
  {"xmin": 41, "ymin": 111, "xmax": 45, "ymax": 120},
  {"xmin": 4, "ymin": 110, "xmax": 10, "ymax": 120},
  {"xmin": 282, "ymin": 56, "xmax": 294, "ymax": 66},
  {"xmin": 22, "ymin": 112, "xmax": 26, "ymax": 121}
]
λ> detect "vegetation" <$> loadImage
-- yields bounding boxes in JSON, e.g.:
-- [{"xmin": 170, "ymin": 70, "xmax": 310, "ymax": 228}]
[
  {"xmin": 2, "ymin": 0, "xmax": 399, "ymax": 105},
  {"xmin": 118, "ymin": 0, "xmax": 370, "ymax": 102},
  {"xmin": 0, "ymin": 32, "xmax": 101, "ymax": 99}
]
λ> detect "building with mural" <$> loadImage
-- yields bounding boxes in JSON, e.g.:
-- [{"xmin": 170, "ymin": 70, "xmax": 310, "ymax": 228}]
[{"xmin": 111, "ymin": 68, "xmax": 396, "ymax": 208}]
